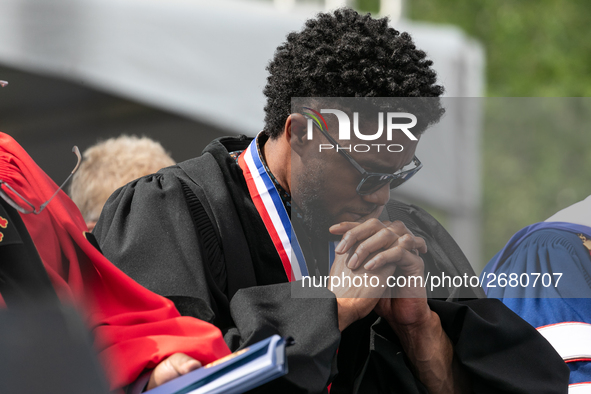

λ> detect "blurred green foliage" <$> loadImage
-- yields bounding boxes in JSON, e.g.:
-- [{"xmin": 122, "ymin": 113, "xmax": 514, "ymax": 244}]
[
  {"xmin": 359, "ymin": 0, "xmax": 591, "ymax": 97},
  {"xmin": 357, "ymin": 0, "xmax": 591, "ymax": 266},
  {"xmin": 483, "ymin": 98, "xmax": 591, "ymax": 263}
]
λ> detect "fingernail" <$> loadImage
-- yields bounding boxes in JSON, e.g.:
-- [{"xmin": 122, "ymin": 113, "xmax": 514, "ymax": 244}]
[
  {"xmin": 364, "ymin": 259, "xmax": 375, "ymax": 270},
  {"xmin": 347, "ymin": 253, "xmax": 358, "ymax": 269},
  {"xmin": 336, "ymin": 239, "xmax": 346, "ymax": 253}
]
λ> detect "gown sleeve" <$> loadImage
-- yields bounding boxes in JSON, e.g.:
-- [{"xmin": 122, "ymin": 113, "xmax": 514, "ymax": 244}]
[
  {"xmin": 482, "ymin": 229, "xmax": 591, "ymax": 387},
  {"xmin": 94, "ymin": 172, "xmax": 219, "ymax": 319},
  {"xmin": 94, "ymin": 171, "xmax": 341, "ymax": 393},
  {"xmin": 0, "ymin": 132, "xmax": 231, "ymax": 392}
]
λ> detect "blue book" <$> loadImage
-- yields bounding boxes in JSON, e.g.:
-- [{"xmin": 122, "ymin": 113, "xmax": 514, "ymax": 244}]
[{"xmin": 145, "ymin": 335, "xmax": 288, "ymax": 394}]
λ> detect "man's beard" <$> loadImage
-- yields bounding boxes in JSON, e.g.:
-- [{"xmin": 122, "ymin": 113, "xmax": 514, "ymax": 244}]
[
  {"xmin": 299, "ymin": 192, "xmax": 333, "ymax": 241},
  {"xmin": 293, "ymin": 166, "xmax": 334, "ymax": 241}
]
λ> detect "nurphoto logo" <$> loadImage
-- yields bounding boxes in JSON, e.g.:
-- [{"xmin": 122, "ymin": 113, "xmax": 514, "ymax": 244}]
[{"xmin": 303, "ymin": 107, "xmax": 417, "ymax": 153}]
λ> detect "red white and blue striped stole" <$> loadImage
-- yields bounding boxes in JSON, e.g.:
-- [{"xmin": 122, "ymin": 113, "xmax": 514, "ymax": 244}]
[{"xmin": 237, "ymin": 137, "xmax": 308, "ymax": 282}]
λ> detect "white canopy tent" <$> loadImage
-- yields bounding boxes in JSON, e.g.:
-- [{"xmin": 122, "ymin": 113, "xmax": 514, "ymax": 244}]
[{"xmin": 0, "ymin": 0, "xmax": 485, "ymax": 269}]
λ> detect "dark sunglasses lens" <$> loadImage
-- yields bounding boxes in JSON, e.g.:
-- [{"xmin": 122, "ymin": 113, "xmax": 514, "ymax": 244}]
[
  {"xmin": 389, "ymin": 178, "xmax": 406, "ymax": 189},
  {"xmin": 358, "ymin": 175, "xmax": 393, "ymax": 195},
  {"xmin": 388, "ymin": 168, "xmax": 420, "ymax": 190}
]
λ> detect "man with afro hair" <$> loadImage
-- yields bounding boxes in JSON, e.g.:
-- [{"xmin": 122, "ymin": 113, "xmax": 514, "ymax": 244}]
[
  {"xmin": 263, "ymin": 9, "xmax": 444, "ymax": 139},
  {"xmin": 95, "ymin": 8, "xmax": 568, "ymax": 393}
]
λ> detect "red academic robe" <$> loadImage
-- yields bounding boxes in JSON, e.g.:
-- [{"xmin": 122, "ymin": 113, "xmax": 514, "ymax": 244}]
[{"xmin": 0, "ymin": 132, "xmax": 231, "ymax": 391}]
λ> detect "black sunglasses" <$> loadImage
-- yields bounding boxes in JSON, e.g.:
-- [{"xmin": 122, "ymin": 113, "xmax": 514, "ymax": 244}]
[{"xmin": 307, "ymin": 119, "xmax": 422, "ymax": 195}]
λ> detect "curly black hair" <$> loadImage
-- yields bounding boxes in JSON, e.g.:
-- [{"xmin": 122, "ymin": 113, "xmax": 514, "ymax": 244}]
[{"xmin": 263, "ymin": 8, "xmax": 445, "ymax": 138}]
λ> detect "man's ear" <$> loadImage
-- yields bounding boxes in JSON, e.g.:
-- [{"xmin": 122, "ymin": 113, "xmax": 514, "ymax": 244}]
[{"xmin": 284, "ymin": 113, "xmax": 309, "ymax": 157}]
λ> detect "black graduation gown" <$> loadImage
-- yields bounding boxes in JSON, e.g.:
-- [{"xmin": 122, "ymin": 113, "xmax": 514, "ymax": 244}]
[{"xmin": 94, "ymin": 136, "xmax": 568, "ymax": 393}]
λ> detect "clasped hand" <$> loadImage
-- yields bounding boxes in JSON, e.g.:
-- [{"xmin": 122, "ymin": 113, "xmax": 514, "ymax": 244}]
[{"xmin": 329, "ymin": 219, "xmax": 431, "ymax": 331}]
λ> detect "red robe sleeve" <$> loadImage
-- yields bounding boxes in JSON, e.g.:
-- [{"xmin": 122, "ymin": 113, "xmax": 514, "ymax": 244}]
[{"xmin": 0, "ymin": 132, "xmax": 231, "ymax": 391}]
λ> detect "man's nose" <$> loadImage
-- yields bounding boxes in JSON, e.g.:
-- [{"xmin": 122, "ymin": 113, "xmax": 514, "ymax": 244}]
[{"xmin": 361, "ymin": 183, "xmax": 390, "ymax": 207}]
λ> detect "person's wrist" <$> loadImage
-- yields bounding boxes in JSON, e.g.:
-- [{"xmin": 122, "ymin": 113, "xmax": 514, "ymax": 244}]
[
  {"xmin": 385, "ymin": 302, "xmax": 433, "ymax": 332},
  {"xmin": 388, "ymin": 309, "xmax": 440, "ymax": 353}
]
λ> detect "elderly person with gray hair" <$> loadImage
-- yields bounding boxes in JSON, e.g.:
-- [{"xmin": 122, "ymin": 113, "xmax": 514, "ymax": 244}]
[{"xmin": 69, "ymin": 135, "xmax": 175, "ymax": 231}]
